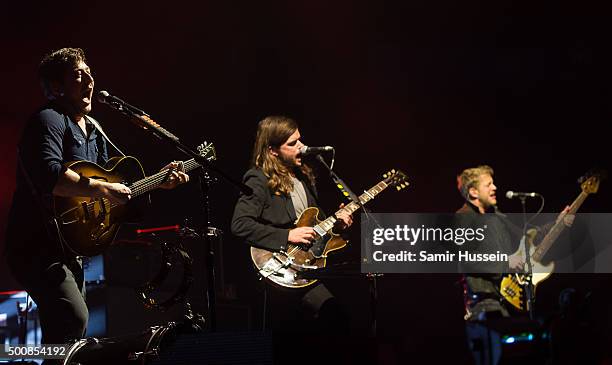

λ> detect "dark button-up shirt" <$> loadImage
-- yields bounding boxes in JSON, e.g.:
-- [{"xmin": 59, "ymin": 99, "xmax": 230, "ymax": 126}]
[
  {"xmin": 17, "ymin": 102, "xmax": 108, "ymax": 196},
  {"xmin": 4, "ymin": 102, "xmax": 109, "ymax": 269}
]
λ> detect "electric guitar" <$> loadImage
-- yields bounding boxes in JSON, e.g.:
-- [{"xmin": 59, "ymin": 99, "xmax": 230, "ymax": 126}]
[
  {"xmin": 250, "ymin": 169, "xmax": 409, "ymax": 288},
  {"xmin": 53, "ymin": 142, "xmax": 216, "ymax": 256},
  {"xmin": 500, "ymin": 172, "xmax": 602, "ymax": 311}
]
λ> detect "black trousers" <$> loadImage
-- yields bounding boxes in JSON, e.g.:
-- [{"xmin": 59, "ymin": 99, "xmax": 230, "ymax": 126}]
[
  {"xmin": 8, "ymin": 255, "xmax": 88, "ymax": 365},
  {"xmin": 264, "ymin": 282, "xmax": 349, "ymax": 335},
  {"xmin": 30, "ymin": 260, "xmax": 88, "ymax": 343}
]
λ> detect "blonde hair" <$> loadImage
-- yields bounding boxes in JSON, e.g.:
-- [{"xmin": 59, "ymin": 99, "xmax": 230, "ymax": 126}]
[
  {"xmin": 251, "ymin": 116, "xmax": 314, "ymax": 195},
  {"xmin": 457, "ymin": 165, "xmax": 494, "ymax": 200}
]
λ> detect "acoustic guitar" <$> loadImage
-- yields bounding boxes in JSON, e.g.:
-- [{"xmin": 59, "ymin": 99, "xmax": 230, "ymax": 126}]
[{"xmin": 53, "ymin": 143, "xmax": 216, "ymax": 256}]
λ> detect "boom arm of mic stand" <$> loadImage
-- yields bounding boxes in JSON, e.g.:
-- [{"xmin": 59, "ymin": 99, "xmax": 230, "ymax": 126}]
[
  {"xmin": 113, "ymin": 107, "xmax": 252, "ymax": 196},
  {"xmin": 314, "ymin": 155, "xmax": 383, "ymax": 229},
  {"xmin": 315, "ymin": 155, "xmax": 360, "ymax": 205}
]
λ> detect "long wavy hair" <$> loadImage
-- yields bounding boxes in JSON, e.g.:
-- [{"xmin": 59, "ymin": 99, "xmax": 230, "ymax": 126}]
[{"xmin": 251, "ymin": 116, "xmax": 314, "ymax": 195}]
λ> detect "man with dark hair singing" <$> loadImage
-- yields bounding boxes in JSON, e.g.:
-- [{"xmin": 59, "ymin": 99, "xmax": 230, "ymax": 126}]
[
  {"xmin": 231, "ymin": 116, "xmax": 353, "ymax": 333},
  {"xmin": 3, "ymin": 48, "xmax": 188, "ymax": 358}
]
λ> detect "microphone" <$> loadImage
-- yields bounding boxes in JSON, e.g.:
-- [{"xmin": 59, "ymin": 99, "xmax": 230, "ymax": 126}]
[
  {"xmin": 96, "ymin": 90, "xmax": 126, "ymax": 105},
  {"xmin": 96, "ymin": 90, "xmax": 149, "ymax": 116},
  {"xmin": 505, "ymin": 191, "xmax": 540, "ymax": 199},
  {"xmin": 299, "ymin": 145, "xmax": 334, "ymax": 155}
]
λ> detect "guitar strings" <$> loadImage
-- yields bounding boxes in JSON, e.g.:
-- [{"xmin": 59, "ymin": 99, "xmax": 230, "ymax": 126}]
[
  {"xmin": 284, "ymin": 186, "xmax": 382, "ymax": 270},
  {"xmin": 83, "ymin": 159, "xmax": 199, "ymax": 212}
]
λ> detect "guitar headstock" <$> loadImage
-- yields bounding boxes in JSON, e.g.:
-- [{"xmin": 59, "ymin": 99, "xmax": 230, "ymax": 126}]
[
  {"xmin": 578, "ymin": 169, "xmax": 606, "ymax": 195},
  {"xmin": 383, "ymin": 169, "xmax": 409, "ymax": 191},
  {"xmin": 197, "ymin": 142, "xmax": 217, "ymax": 162}
]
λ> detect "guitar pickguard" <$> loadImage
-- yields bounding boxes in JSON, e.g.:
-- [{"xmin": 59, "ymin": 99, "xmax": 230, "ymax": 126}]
[{"xmin": 309, "ymin": 231, "xmax": 330, "ymax": 258}]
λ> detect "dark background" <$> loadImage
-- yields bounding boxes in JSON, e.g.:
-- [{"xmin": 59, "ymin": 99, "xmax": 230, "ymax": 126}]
[{"xmin": 1, "ymin": 0, "xmax": 611, "ymax": 362}]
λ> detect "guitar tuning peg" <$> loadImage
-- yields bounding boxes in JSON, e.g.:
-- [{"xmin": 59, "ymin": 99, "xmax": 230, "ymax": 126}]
[
  {"xmin": 396, "ymin": 186, "xmax": 401, "ymax": 191},
  {"xmin": 383, "ymin": 173, "xmax": 388, "ymax": 178},
  {"xmin": 391, "ymin": 169, "xmax": 396, "ymax": 174}
]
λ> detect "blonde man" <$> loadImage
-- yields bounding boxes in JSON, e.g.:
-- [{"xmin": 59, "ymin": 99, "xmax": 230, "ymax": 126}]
[{"xmin": 457, "ymin": 165, "xmax": 572, "ymax": 364}]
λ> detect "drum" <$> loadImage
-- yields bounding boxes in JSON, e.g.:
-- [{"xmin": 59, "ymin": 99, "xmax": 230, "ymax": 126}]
[
  {"xmin": 136, "ymin": 242, "xmax": 194, "ymax": 311},
  {"xmin": 63, "ymin": 322, "xmax": 176, "ymax": 365}
]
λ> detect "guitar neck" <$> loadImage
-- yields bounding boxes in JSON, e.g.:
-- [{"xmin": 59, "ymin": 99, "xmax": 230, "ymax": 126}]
[
  {"xmin": 532, "ymin": 191, "xmax": 589, "ymax": 261},
  {"xmin": 129, "ymin": 158, "xmax": 201, "ymax": 197},
  {"xmin": 314, "ymin": 179, "xmax": 390, "ymax": 232}
]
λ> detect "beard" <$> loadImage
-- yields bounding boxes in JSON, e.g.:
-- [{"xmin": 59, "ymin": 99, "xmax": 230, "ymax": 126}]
[
  {"xmin": 478, "ymin": 195, "xmax": 496, "ymax": 209},
  {"xmin": 278, "ymin": 154, "xmax": 300, "ymax": 169}
]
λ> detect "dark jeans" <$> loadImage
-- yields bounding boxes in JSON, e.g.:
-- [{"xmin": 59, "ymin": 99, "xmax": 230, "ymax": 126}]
[
  {"xmin": 9, "ymin": 256, "xmax": 88, "ymax": 365},
  {"xmin": 465, "ymin": 321, "xmax": 502, "ymax": 365}
]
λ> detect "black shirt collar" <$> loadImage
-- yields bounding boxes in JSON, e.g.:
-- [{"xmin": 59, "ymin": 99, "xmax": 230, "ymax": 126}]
[{"xmin": 465, "ymin": 200, "xmax": 496, "ymax": 214}]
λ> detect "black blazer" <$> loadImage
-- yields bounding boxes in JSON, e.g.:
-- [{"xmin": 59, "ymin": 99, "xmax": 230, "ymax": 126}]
[{"xmin": 231, "ymin": 168, "xmax": 320, "ymax": 251}]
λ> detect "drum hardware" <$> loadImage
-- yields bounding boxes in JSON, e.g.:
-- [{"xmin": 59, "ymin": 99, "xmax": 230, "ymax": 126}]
[{"xmin": 62, "ymin": 322, "xmax": 177, "ymax": 365}]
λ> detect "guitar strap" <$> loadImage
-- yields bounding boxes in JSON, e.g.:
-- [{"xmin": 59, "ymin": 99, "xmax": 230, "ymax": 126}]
[{"xmin": 86, "ymin": 115, "xmax": 126, "ymax": 157}]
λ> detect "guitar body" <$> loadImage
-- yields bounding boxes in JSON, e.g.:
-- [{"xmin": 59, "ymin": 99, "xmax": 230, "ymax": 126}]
[
  {"xmin": 54, "ymin": 156, "xmax": 146, "ymax": 256},
  {"xmin": 500, "ymin": 236, "xmax": 554, "ymax": 311},
  {"xmin": 250, "ymin": 207, "xmax": 347, "ymax": 289}
]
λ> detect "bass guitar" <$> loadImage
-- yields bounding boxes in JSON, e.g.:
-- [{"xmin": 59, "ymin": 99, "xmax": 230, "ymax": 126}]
[{"xmin": 500, "ymin": 171, "xmax": 602, "ymax": 311}]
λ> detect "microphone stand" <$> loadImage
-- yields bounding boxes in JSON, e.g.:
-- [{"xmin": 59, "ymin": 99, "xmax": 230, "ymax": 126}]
[
  {"xmin": 315, "ymin": 154, "xmax": 382, "ymax": 337},
  {"xmin": 102, "ymin": 98, "xmax": 252, "ymax": 196},
  {"xmin": 199, "ymin": 170, "xmax": 217, "ymax": 331},
  {"xmin": 519, "ymin": 196, "xmax": 535, "ymax": 320},
  {"xmin": 100, "ymin": 98, "xmax": 252, "ymax": 331}
]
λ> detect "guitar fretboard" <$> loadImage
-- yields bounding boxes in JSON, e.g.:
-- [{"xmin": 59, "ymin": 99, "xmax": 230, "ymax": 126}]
[
  {"xmin": 129, "ymin": 158, "xmax": 201, "ymax": 197},
  {"xmin": 532, "ymin": 191, "xmax": 589, "ymax": 262},
  {"xmin": 105, "ymin": 158, "xmax": 203, "ymax": 210},
  {"xmin": 315, "ymin": 180, "xmax": 390, "ymax": 232}
]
